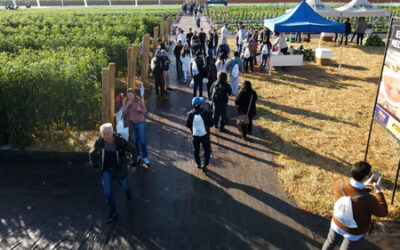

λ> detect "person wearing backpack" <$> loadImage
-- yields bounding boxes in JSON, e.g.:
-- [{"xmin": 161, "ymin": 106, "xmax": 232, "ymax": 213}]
[
  {"xmin": 226, "ymin": 51, "xmax": 244, "ymax": 96},
  {"xmin": 185, "ymin": 97, "xmax": 213, "ymax": 172},
  {"xmin": 322, "ymin": 161, "xmax": 388, "ymax": 250},
  {"xmin": 151, "ymin": 49, "xmax": 165, "ymax": 97},
  {"xmin": 210, "ymin": 73, "xmax": 232, "ymax": 132},
  {"xmin": 259, "ymin": 41, "xmax": 271, "ymax": 73},
  {"xmin": 216, "ymin": 38, "xmax": 230, "ymax": 60},
  {"xmin": 191, "ymin": 30, "xmax": 201, "ymax": 57},
  {"xmin": 89, "ymin": 123, "xmax": 138, "ymax": 224},
  {"xmin": 191, "ymin": 51, "xmax": 205, "ymax": 97}
]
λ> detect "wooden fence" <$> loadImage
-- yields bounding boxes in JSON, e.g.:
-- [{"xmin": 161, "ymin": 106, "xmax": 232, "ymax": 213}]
[{"xmin": 101, "ymin": 16, "xmax": 173, "ymax": 125}]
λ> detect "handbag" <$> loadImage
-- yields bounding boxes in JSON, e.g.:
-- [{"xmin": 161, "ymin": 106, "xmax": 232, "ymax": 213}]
[{"xmin": 237, "ymin": 93, "xmax": 253, "ymax": 126}]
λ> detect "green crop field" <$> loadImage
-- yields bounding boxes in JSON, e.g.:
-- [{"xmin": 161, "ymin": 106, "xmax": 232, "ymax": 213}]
[{"xmin": 0, "ymin": 8, "xmax": 176, "ymax": 147}]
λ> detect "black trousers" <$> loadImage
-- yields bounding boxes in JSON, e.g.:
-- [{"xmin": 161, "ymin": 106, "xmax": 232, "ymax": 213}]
[
  {"xmin": 244, "ymin": 56, "xmax": 254, "ymax": 72},
  {"xmin": 154, "ymin": 72, "xmax": 164, "ymax": 95},
  {"xmin": 340, "ymin": 33, "xmax": 349, "ymax": 45},
  {"xmin": 193, "ymin": 134, "xmax": 211, "ymax": 167},
  {"xmin": 356, "ymin": 33, "xmax": 364, "ymax": 46}
]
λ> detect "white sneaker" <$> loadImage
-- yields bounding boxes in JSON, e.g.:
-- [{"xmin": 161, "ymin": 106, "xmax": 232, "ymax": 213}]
[{"xmin": 143, "ymin": 157, "xmax": 150, "ymax": 165}]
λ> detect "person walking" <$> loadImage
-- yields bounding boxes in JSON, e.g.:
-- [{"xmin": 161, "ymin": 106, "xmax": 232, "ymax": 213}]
[
  {"xmin": 196, "ymin": 11, "xmax": 201, "ymax": 28},
  {"xmin": 178, "ymin": 29, "xmax": 186, "ymax": 46},
  {"xmin": 204, "ymin": 55, "xmax": 218, "ymax": 99},
  {"xmin": 123, "ymin": 88, "xmax": 150, "ymax": 165},
  {"xmin": 191, "ymin": 51, "xmax": 205, "ymax": 97},
  {"xmin": 151, "ymin": 49, "xmax": 165, "ymax": 97},
  {"xmin": 210, "ymin": 72, "xmax": 232, "ymax": 132},
  {"xmin": 235, "ymin": 80, "xmax": 257, "ymax": 139},
  {"xmin": 356, "ymin": 17, "xmax": 368, "ymax": 46},
  {"xmin": 236, "ymin": 25, "xmax": 247, "ymax": 55},
  {"xmin": 161, "ymin": 49, "xmax": 172, "ymax": 92},
  {"xmin": 199, "ymin": 27, "xmax": 207, "ymax": 56},
  {"xmin": 226, "ymin": 51, "xmax": 244, "ymax": 95},
  {"xmin": 220, "ymin": 23, "xmax": 230, "ymax": 41},
  {"xmin": 341, "ymin": 18, "xmax": 352, "ymax": 46},
  {"xmin": 259, "ymin": 41, "xmax": 271, "ymax": 73},
  {"xmin": 185, "ymin": 97, "xmax": 213, "ymax": 172},
  {"xmin": 191, "ymin": 30, "xmax": 201, "ymax": 56},
  {"xmin": 322, "ymin": 161, "xmax": 388, "ymax": 250},
  {"xmin": 89, "ymin": 123, "xmax": 138, "ymax": 223},
  {"xmin": 216, "ymin": 38, "xmax": 230, "ymax": 60},
  {"xmin": 174, "ymin": 40, "xmax": 184, "ymax": 81},
  {"xmin": 186, "ymin": 28, "xmax": 193, "ymax": 50},
  {"xmin": 242, "ymin": 36, "xmax": 254, "ymax": 73},
  {"xmin": 207, "ymin": 29, "xmax": 218, "ymax": 60},
  {"xmin": 215, "ymin": 54, "xmax": 227, "ymax": 74},
  {"xmin": 181, "ymin": 46, "xmax": 191, "ymax": 84}
]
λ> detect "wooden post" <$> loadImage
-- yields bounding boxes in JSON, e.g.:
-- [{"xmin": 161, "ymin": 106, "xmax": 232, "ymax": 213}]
[
  {"xmin": 160, "ymin": 22, "xmax": 164, "ymax": 43},
  {"xmin": 131, "ymin": 44, "xmax": 137, "ymax": 89},
  {"xmin": 154, "ymin": 26, "xmax": 159, "ymax": 50},
  {"xmin": 141, "ymin": 34, "xmax": 150, "ymax": 83},
  {"xmin": 165, "ymin": 19, "xmax": 170, "ymax": 44},
  {"xmin": 127, "ymin": 47, "xmax": 133, "ymax": 89},
  {"xmin": 101, "ymin": 67, "xmax": 111, "ymax": 124},
  {"xmin": 108, "ymin": 63, "xmax": 116, "ymax": 126}
]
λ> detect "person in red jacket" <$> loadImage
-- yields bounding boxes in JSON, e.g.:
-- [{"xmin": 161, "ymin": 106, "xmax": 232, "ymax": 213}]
[{"xmin": 322, "ymin": 161, "xmax": 388, "ymax": 250}]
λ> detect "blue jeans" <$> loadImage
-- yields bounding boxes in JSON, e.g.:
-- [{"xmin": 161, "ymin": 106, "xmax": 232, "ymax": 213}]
[
  {"xmin": 102, "ymin": 169, "xmax": 131, "ymax": 213},
  {"xmin": 212, "ymin": 47, "xmax": 217, "ymax": 60},
  {"xmin": 208, "ymin": 48, "xmax": 213, "ymax": 59},
  {"xmin": 237, "ymin": 44, "xmax": 243, "ymax": 55},
  {"xmin": 130, "ymin": 121, "xmax": 148, "ymax": 158},
  {"xmin": 260, "ymin": 54, "xmax": 269, "ymax": 72}
]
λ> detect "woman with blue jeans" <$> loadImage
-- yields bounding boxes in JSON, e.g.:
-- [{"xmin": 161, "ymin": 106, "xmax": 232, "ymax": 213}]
[{"xmin": 123, "ymin": 88, "xmax": 149, "ymax": 165}]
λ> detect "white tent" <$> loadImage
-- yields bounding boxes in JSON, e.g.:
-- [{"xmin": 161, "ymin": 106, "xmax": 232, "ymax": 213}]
[
  {"xmin": 336, "ymin": 0, "xmax": 391, "ymax": 17},
  {"xmin": 306, "ymin": 0, "xmax": 341, "ymax": 17}
]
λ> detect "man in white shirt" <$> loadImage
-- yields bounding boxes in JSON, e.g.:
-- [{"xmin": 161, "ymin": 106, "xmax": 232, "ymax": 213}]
[
  {"xmin": 272, "ymin": 32, "xmax": 288, "ymax": 55},
  {"xmin": 220, "ymin": 23, "xmax": 230, "ymax": 41},
  {"xmin": 178, "ymin": 29, "xmax": 186, "ymax": 46}
]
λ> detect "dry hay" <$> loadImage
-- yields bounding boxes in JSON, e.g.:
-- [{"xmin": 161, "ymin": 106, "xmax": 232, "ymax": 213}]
[{"xmin": 227, "ymin": 38, "xmax": 400, "ymax": 220}]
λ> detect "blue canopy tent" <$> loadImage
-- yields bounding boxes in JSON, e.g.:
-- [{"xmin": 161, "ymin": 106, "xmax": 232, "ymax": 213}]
[
  {"xmin": 264, "ymin": 0, "xmax": 346, "ymax": 74},
  {"xmin": 264, "ymin": 0, "xmax": 345, "ymax": 33}
]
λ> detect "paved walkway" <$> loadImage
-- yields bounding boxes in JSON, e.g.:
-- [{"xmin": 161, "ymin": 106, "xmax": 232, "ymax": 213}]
[{"xmin": 0, "ymin": 15, "xmax": 397, "ymax": 250}]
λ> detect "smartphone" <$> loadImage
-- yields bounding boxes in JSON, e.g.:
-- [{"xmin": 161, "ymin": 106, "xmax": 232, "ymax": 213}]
[{"xmin": 373, "ymin": 172, "xmax": 381, "ymax": 182}]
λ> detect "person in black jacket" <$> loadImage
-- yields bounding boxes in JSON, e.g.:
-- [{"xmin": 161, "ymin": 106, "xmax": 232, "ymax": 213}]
[
  {"xmin": 341, "ymin": 18, "xmax": 352, "ymax": 45},
  {"xmin": 186, "ymin": 28, "xmax": 193, "ymax": 50},
  {"xmin": 89, "ymin": 123, "xmax": 138, "ymax": 223},
  {"xmin": 199, "ymin": 27, "xmax": 207, "ymax": 56},
  {"xmin": 235, "ymin": 80, "xmax": 258, "ymax": 139},
  {"xmin": 186, "ymin": 97, "xmax": 213, "ymax": 172},
  {"xmin": 152, "ymin": 49, "xmax": 165, "ymax": 97},
  {"xmin": 204, "ymin": 55, "xmax": 217, "ymax": 99},
  {"xmin": 211, "ymin": 72, "xmax": 232, "ymax": 132},
  {"xmin": 207, "ymin": 29, "xmax": 217, "ymax": 60},
  {"xmin": 191, "ymin": 51, "xmax": 205, "ymax": 97},
  {"xmin": 191, "ymin": 30, "xmax": 201, "ymax": 56},
  {"xmin": 174, "ymin": 40, "xmax": 184, "ymax": 81}
]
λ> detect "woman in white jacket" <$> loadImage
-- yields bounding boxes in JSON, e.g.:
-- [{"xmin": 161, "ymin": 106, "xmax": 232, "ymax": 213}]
[{"xmin": 180, "ymin": 46, "xmax": 192, "ymax": 84}]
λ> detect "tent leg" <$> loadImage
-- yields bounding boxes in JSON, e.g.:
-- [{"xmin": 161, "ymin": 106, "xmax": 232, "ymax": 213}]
[{"xmin": 338, "ymin": 42, "xmax": 344, "ymax": 75}]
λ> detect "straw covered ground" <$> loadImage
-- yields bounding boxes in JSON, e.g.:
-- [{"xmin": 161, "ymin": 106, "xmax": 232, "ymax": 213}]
[{"xmin": 227, "ymin": 38, "xmax": 400, "ymax": 220}]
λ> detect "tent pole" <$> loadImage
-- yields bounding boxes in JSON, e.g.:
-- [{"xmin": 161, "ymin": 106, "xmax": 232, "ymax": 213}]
[{"xmin": 338, "ymin": 42, "xmax": 343, "ymax": 75}]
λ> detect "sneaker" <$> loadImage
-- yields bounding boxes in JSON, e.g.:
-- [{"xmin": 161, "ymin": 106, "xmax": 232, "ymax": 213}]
[
  {"xmin": 202, "ymin": 165, "xmax": 208, "ymax": 173},
  {"xmin": 143, "ymin": 157, "xmax": 150, "ymax": 165},
  {"xmin": 197, "ymin": 164, "xmax": 202, "ymax": 169},
  {"xmin": 219, "ymin": 127, "xmax": 227, "ymax": 133},
  {"xmin": 106, "ymin": 212, "xmax": 117, "ymax": 224}
]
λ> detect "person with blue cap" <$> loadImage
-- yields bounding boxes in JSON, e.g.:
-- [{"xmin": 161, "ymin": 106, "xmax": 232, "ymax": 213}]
[
  {"xmin": 216, "ymin": 37, "xmax": 230, "ymax": 60},
  {"xmin": 151, "ymin": 49, "xmax": 165, "ymax": 97},
  {"xmin": 186, "ymin": 97, "xmax": 213, "ymax": 172}
]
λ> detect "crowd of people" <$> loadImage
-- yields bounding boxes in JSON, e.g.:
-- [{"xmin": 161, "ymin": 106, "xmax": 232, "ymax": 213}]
[{"xmin": 89, "ymin": 8, "xmax": 389, "ymax": 249}]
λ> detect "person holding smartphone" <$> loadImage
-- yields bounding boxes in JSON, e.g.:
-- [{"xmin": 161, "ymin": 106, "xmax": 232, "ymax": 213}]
[
  {"xmin": 322, "ymin": 161, "xmax": 388, "ymax": 250},
  {"xmin": 123, "ymin": 88, "xmax": 150, "ymax": 165}
]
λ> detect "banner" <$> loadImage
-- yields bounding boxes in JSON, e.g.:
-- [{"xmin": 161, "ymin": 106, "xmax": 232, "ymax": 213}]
[{"xmin": 375, "ymin": 18, "xmax": 400, "ymax": 141}]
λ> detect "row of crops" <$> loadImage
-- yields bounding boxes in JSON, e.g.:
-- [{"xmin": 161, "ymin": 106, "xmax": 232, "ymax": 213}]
[
  {"xmin": 209, "ymin": 5, "xmax": 400, "ymax": 32},
  {"xmin": 0, "ymin": 8, "xmax": 175, "ymax": 147}
]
